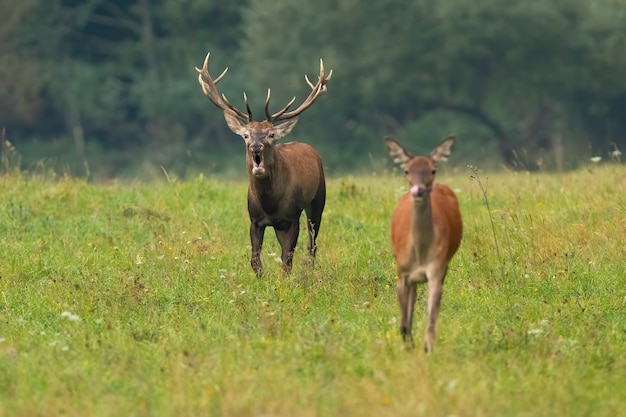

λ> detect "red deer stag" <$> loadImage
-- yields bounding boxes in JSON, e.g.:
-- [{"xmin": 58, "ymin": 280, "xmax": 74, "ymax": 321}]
[
  {"xmin": 385, "ymin": 136, "xmax": 463, "ymax": 353},
  {"xmin": 196, "ymin": 53, "xmax": 332, "ymax": 277}
]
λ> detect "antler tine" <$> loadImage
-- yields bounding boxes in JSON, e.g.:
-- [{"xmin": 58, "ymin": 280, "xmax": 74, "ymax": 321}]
[
  {"xmin": 196, "ymin": 51, "xmax": 250, "ymax": 122},
  {"xmin": 270, "ymin": 58, "xmax": 332, "ymax": 122},
  {"xmin": 221, "ymin": 93, "xmax": 252, "ymax": 121},
  {"xmin": 243, "ymin": 92, "xmax": 253, "ymax": 121},
  {"xmin": 265, "ymin": 88, "xmax": 296, "ymax": 121}
]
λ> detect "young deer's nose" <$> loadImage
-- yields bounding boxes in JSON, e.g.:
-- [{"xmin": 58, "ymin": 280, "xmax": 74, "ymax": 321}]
[{"xmin": 410, "ymin": 184, "xmax": 427, "ymax": 199}]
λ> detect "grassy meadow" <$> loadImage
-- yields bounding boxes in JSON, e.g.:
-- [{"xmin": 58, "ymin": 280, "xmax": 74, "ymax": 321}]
[{"xmin": 0, "ymin": 163, "xmax": 625, "ymax": 416}]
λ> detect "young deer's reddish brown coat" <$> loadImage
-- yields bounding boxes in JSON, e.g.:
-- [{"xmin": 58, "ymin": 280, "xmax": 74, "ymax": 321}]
[
  {"xmin": 385, "ymin": 136, "xmax": 463, "ymax": 353},
  {"xmin": 196, "ymin": 53, "xmax": 331, "ymax": 276}
]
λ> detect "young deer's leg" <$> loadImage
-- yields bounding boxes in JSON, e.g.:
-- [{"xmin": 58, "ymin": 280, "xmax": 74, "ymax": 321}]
[
  {"xmin": 275, "ymin": 221, "xmax": 300, "ymax": 274},
  {"xmin": 424, "ymin": 268, "xmax": 446, "ymax": 353},
  {"xmin": 397, "ymin": 275, "xmax": 416, "ymax": 348},
  {"xmin": 250, "ymin": 222, "xmax": 266, "ymax": 277},
  {"xmin": 405, "ymin": 282, "xmax": 418, "ymax": 349}
]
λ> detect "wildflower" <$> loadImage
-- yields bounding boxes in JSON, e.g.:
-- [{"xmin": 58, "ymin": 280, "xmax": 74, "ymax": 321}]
[
  {"xmin": 135, "ymin": 255, "xmax": 143, "ymax": 265},
  {"xmin": 60, "ymin": 311, "xmax": 81, "ymax": 322},
  {"xmin": 590, "ymin": 156, "xmax": 601, "ymax": 163}
]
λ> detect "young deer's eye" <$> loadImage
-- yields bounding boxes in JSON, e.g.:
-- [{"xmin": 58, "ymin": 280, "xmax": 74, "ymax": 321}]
[
  {"xmin": 404, "ymin": 170, "xmax": 409, "ymax": 176},
  {"xmin": 269, "ymin": 133, "xmax": 275, "ymax": 139},
  {"xmin": 432, "ymin": 169, "xmax": 437, "ymax": 175},
  {"xmin": 244, "ymin": 134, "xmax": 249, "ymax": 139}
]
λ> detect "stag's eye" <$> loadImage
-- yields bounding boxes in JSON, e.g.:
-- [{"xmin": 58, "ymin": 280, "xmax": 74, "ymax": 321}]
[
  {"xmin": 404, "ymin": 170, "xmax": 409, "ymax": 176},
  {"xmin": 432, "ymin": 169, "xmax": 437, "ymax": 175},
  {"xmin": 269, "ymin": 133, "xmax": 275, "ymax": 139},
  {"xmin": 243, "ymin": 134, "xmax": 249, "ymax": 139}
]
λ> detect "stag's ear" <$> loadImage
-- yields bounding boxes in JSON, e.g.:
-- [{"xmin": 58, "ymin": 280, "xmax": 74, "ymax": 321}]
[
  {"xmin": 271, "ymin": 118, "xmax": 299, "ymax": 142},
  {"xmin": 384, "ymin": 137, "xmax": 412, "ymax": 168},
  {"xmin": 431, "ymin": 136, "xmax": 455, "ymax": 163},
  {"xmin": 223, "ymin": 111, "xmax": 248, "ymax": 136}
]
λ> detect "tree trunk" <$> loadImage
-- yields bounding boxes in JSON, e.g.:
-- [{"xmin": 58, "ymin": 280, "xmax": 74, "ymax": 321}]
[
  {"xmin": 138, "ymin": 0, "xmax": 159, "ymax": 78},
  {"xmin": 66, "ymin": 100, "xmax": 88, "ymax": 177}
]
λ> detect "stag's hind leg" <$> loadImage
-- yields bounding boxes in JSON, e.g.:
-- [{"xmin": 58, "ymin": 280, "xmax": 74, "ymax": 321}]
[{"xmin": 305, "ymin": 195, "xmax": 325, "ymax": 259}]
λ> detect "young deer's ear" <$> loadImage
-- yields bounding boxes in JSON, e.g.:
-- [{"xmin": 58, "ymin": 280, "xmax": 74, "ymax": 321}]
[
  {"xmin": 384, "ymin": 137, "xmax": 412, "ymax": 168},
  {"xmin": 430, "ymin": 135, "xmax": 455, "ymax": 163},
  {"xmin": 271, "ymin": 118, "xmax": 299, "ymax": 142},
  {"xmin": 223, "ymin": 110, "xmax": 248, "ymax": 136}
]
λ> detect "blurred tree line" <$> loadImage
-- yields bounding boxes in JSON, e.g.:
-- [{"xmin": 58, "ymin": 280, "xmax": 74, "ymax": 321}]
[{"xmin": 1, "ymin": 0, "xmax": 625, "ymax": 179}]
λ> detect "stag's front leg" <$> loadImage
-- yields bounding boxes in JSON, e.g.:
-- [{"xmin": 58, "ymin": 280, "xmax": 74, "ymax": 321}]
[
  {"xmin": 250, "ymin": 222, "xmax": 266, "ymax": 277},
  {"xmin": 275, "ymin": 221, "xmax": 300, "ymax": 274}
]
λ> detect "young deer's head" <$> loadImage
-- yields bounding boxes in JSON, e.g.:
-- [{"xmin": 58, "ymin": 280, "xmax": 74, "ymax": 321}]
[
  {"xmin": 196, "ymin": 53, "xmax": 332, "ymax": 178},
  {"xmin": 384, "ymin": 136, "xmax": 455, "ymax": 202}
]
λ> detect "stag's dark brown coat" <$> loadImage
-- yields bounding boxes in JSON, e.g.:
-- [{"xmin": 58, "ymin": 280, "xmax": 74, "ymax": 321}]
[{"xmin": 196, "ymin": 53, "xmax": 331, "ymax": 276}]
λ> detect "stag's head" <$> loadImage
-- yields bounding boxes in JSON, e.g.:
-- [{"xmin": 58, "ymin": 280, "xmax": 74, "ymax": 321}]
[{"xmin": 196, "ymin": 53, "xmax": 332, "ymax": 178}]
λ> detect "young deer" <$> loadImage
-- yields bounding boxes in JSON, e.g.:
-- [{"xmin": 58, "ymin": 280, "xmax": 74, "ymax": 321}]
[
  {"xmin": 385, "ymin": 136, "xmax": 463, "ymax": 353},
  {"xmin": 196, "ymin": 53, "xmax": 332, "ymax": 277}
]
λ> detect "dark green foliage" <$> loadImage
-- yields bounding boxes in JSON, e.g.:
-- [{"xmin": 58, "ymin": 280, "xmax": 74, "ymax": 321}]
[{"xmin": 1, "ymin": 0, "xmax": 625, "ymax": 178}]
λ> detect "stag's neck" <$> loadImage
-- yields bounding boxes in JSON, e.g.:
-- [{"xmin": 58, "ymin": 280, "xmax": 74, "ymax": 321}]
[
  {"xmin": 248, "ymin": 155, "xmax": 289, "ymax": 211},
  {"xmin": 412, "ymin": 195, "xmax": 435, "ymax": 263}
]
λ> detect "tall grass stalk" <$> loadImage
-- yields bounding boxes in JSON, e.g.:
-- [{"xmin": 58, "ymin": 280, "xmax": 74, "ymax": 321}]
[{"xmin": 468, "ymin": 164, "xmax": 504, "ymax": 279}]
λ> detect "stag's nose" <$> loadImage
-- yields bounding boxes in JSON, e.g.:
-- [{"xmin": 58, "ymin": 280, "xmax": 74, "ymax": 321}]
[{"xmin": 250, "ymin": 143, "xmax": 264, "ymax": 154}]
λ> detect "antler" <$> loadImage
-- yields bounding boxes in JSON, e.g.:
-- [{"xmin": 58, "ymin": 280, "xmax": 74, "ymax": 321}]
[
  {"xmin": 195, "ymin": 52, "xmax": 253, "ymax": 122},
  {"xmin": 265, "ymin": 58, "xmax": 333, "ymax": 122}
]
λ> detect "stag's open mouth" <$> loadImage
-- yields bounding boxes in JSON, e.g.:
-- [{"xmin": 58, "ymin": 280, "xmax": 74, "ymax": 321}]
[{"xmin": 251, "ymin": 153, "xmax": 266, "ymax": 176}]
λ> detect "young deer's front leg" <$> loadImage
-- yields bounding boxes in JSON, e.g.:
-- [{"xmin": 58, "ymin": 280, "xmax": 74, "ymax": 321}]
[
  {"xmin": 425, "ymin": 277, "xmax": 444, "ymax": 353},
  {"xmin": 397, "ymin": 275, "xmax": 418, "ymax": 349}
]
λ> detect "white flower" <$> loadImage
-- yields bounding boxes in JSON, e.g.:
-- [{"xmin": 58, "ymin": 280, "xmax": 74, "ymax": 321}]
[
  {"xmin": 60, "ymin": 311, "xmax": 81, "ymax": 322},
  {"xmin": 590, "ymin": 156, "xmax": 601, "ymax": 163}
]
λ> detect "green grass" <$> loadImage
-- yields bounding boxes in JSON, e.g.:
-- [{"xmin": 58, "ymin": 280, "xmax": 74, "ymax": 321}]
[{"xmin": 1, "ymin": 165, "xmax": 625, "ymax": 416}]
